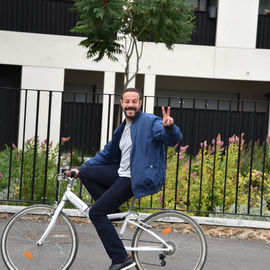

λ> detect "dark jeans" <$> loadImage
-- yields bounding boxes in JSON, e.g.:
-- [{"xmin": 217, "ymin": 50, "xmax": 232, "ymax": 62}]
[{"xmin": 78, "ymin": 165, "xmax": 133, "ymax": 264}]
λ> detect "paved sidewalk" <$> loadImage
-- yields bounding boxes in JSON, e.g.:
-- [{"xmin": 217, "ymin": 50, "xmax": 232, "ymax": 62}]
[{"xmin": 1, "ymin": 213, "xmax": 270, "ymax": 269}]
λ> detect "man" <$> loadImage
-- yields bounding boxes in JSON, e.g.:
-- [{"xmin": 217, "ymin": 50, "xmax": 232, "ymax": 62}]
[{"xmin": 66, "ymin": 88, "xmax": 182, "ymax": 270}]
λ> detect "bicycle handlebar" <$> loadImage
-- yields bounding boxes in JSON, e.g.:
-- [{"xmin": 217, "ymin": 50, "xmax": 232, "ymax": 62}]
[
  {"xmin": 70, "ymin": 170, "xmax": 76, "ymax": 178},
  {"xmin": 59, "ymin": 167, "xmax": 76, "ymax": 179}
]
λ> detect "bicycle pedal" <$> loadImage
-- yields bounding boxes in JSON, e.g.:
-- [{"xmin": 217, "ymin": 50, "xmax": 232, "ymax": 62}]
[{"xmin": 121, "ymin": 262, "xmax": 136, "ymax": 270}]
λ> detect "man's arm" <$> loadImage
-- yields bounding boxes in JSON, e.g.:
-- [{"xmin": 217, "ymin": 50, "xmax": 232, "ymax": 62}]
[
  {"xmin": 152, "ymin": 119, "xmax": 182, "ymax": 146},
  {"xmin": 152, "ymin": 106, "xmax": 182, "ymax": 146}
]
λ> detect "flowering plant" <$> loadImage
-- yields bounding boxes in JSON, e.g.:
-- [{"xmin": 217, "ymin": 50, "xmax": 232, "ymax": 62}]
[
  {"xmin": 0, "ymin": 137, "xmax": 90, "ymax": 205},
  {"xmin": 138, "ymin": 133, "xmax": 270, "ymax": 218}
]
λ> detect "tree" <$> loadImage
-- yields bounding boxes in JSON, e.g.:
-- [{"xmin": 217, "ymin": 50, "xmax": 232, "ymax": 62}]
[{"xmin": 71, "ymin": 0, "xmax": 195, "ymax": 89}]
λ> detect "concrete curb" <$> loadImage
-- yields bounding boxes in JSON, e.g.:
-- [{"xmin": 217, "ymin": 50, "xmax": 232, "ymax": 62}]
[{"xmin": 1, "ymin": 205, "xmax": 270, "ymax": 230}]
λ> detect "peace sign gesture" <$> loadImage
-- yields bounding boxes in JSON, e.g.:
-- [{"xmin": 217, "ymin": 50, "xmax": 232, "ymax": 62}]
[{"xmin": 162, "ymin": 106, "xmax": 174, "ymax": 127}]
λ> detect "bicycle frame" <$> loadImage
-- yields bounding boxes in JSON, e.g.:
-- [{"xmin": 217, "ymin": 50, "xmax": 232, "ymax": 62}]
[{"xmin": 37, "ymin": 174, "xmax": 173, "ymax": 253}]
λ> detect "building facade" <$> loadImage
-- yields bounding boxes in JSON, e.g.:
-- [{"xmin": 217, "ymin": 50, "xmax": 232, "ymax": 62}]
[{"xmin": 0, "ymin": 0, "xmax": 270, "ymax": 151}]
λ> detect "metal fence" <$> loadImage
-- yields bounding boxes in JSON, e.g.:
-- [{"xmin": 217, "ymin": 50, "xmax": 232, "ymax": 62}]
[
  {"xmin": 0, "ymin": 0, "xmax": 216, "ymax": 46},
  {"xmin": 257, "ymin": 14, "xmax": 270, "ymax": 49},
  {"xmin": 1, "ymin": 87, "xmax": 270, "ymax": 218}
]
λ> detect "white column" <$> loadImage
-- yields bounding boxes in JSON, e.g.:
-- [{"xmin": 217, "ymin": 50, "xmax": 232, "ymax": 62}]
[
  {"xmin": 18, "ymin": 66, "xmax": 64, "ymax": 148},
  {"xmin": 127, "ymin": 77, "xmax": 136, "ymax": 88},
  {"xmin": 100, "ymin": 71, "xmax": 116, "ymax": 149},
  {"xmin": 216, "ymin": 0, "xmax": 260, "ymax": 49},
  {"xmin": 143, "ymin": 74, "xmax": 156, "ymax": 114}
]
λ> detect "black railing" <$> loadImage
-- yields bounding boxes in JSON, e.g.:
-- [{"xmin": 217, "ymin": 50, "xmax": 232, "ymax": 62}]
[
  {"xmin": 0, "ymin": 0, "xmax": 79, "ymax": 36},
  {"xmin": 0, "ymin": 87, "xmax": 270, "ymax": 219},
  {"xmin": 190, "ymin": 11, "xmax": 216, "ymax": 46},
  {"xmin": 0, "ymin": 1, "xmax": 216, "ymax": 46},
  {"xmin": 257, "ymin": 14, "xmax": 270, "ymax": 49}
]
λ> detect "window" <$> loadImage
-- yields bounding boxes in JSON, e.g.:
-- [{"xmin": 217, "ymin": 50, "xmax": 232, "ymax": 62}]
[{"xmin": 259, "ymin": 0, "xmax": 270, "ymax": 14}]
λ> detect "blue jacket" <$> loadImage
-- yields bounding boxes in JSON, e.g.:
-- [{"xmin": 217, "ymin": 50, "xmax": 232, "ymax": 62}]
[{"xmin": 81, "ymin": 112, "xmax": 182, "ymax": 198}]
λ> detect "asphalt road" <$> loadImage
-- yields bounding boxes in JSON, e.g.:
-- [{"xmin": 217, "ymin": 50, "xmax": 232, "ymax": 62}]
[{"xmin": 0, "ymin": 217, "xmax": 269, "ymax": 270}]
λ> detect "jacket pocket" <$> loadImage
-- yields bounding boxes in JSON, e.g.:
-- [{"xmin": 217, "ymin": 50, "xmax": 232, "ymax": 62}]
[{"xmin": 143, "ymin": 162, "xmax": 164, "ymax": 188}]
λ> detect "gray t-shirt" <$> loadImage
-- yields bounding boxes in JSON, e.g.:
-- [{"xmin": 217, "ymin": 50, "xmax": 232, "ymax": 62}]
[{"xmin": 118, "ymin": 122, "xmax": 132, "ymax": 178}]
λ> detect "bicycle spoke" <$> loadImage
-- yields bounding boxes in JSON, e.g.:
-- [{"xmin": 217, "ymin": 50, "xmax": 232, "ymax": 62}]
[
  {"xmin": 2, "ymin": 205, "xmax": 78, "ymax": 270},
  {"xmin": 132, "ymin": 211, "xmax": 207, "ymax": 270}
]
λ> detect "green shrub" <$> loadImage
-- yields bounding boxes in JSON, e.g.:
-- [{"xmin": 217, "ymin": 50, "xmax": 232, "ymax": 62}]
[
  {"xmin": 0, "ymin": 137, "xmax": 90, "ymax": 205},
  {"xmin": 136, "ymin": 134, "xmax": 270, "ymax": 217}
]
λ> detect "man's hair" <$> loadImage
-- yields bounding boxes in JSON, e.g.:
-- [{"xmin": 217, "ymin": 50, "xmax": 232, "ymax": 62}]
[{"xmin": 121, "ymin": 88, "xmax": 142, "ymax": 101}]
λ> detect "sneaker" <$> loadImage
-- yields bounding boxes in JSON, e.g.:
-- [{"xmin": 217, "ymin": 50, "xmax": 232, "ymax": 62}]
[{"xmin": 108, "ymin": 255, "xmax": 136, "ymax": 270}]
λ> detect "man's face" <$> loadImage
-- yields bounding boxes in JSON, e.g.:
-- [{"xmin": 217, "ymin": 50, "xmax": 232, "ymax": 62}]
[{"xmin": 120, "ymin": 91, "xmax": 142, "ymax": 121}]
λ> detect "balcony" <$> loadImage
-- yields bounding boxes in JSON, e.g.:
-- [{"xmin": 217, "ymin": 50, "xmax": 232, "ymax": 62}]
[
  {"xmin": 190, "ymin": 11, "xmax": 217, "ymax": 46},
  {"xmin": 0, "ymin": 1, "xmax": 216, "ymax": 46},
  {"xmin": 256, "ymin": 14, "xmax": 270, "ymax": 49}
]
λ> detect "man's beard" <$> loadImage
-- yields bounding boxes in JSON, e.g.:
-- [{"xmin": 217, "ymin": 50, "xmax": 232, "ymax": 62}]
[{"xmin": 123, "ymin": 107, "xmax": 140, "ymax": 120}]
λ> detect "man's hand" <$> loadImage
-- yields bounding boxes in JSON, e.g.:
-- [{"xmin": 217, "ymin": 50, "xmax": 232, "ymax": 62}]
[
  {"xmin": 162, "ymin": 106, "xmax": 174, "ymax": 127},
  {"xmin": 65, "ymin": 168, "xmax": 79, "ymax": 178}
]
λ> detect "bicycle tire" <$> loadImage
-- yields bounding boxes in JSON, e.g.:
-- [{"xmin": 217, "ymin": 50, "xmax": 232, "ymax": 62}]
[
  {"xmin": 131, "ymin": 210, "xmax": 207, "ymax": 270},
  {"xmin": 1, "ymin": 205, "xmax": 78, "ymax": 270}
]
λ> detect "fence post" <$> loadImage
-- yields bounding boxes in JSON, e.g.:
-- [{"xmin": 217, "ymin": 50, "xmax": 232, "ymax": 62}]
[
  {"xmin": 100, "ymin": 71, "xmax": 116, "ymax": 147},
  {"xmin": 143, "ymin": 74, "xmax": 156, "ymax": 114}
]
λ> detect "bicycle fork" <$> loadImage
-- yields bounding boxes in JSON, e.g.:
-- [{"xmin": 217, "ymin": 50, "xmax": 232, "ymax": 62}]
[
  {"xmin": 36, "ymin": 199, "xmax": 66, "ymax": 247},
  {"xmin": 37, "ymin": 188, "xmax": 89, "ymax": 246}
]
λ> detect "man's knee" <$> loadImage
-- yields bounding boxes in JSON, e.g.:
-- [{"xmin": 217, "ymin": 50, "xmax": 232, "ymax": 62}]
[
  {"xmin": 88, "ymin": 205, "xmax": 104, "ymax": 221},
  {"xmin": 78, "ymin": 166, "xmax": 93, "ymax": 183}
]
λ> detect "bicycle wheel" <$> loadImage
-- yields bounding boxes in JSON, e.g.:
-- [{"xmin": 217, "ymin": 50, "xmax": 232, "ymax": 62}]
[
  {"xmin": 1, "ymin": 205, "xmax": 78, "ymax": 270},
  {"xmin": 132, "ymin": 210, "xmax": 207, "ymax": 270}
]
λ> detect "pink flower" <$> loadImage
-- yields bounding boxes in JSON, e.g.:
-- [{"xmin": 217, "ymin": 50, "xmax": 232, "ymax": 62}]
[
  {"xmin": 200, "ymin": 141, "xmax": 207, "ymax": 148},
  {"xmin": 229, "ymin": 137, "xmax": 235, "ymax": 143},
  {"xmin": 253, "ymin": 186, "xmax": 258, "ymax": 191},
  {"xmin": 191, "ymin": 172, "xmax": 197, "ymax": 177},
  {"xmin": 166, "ymin": 164, "xmax": 168, "ymax": 170},
  {"xmin": 68, "ymin": 153, "xmax": 71, "ymax": 157},
  {"xmin": 15, "ymin": 154, "xmax": 19, "ymax": 159},
  {"xmin": 61, "ymin": 137, "xmax": 71, "ymax": 143},
  {"xmin": 179, "ymin": 154, "xmax": 184, "ymax": 160},
  {"xmin": 266, "ymin": 134, "xmax": 270, "ymax": 143},
  {"xmin": 217, "ymin": 140, "xmax": 224, "ymax": 146},
  {"xmin": 0, "ymin": 173, "xmax": 3, "ymax": 178},
  {"xmin": 159, "ymin": 194, "xmax": 163, "ymax": 204},
  {"xmin": 184, "ymin": 161, "xmax": 189, "ymax": 167},
  {"xmin": 27, "ymin": 138, "xmax": 32, "ymax": 143},
  {"xmin": 254, "ymin": 171, "xmax": 261, "ymax": 178},
  {"xmin": 12, "ymin": 143, "xmax": 16, "ymax": 149},
  {"xmin": 180, "ymin": 145, "xmax": 189, "ymax": 152}
]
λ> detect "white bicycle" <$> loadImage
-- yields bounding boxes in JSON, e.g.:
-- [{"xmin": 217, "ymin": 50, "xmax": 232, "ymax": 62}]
[{"xmin": 1, "ymin": 169, "xmax": 207, "ymax": 270}]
